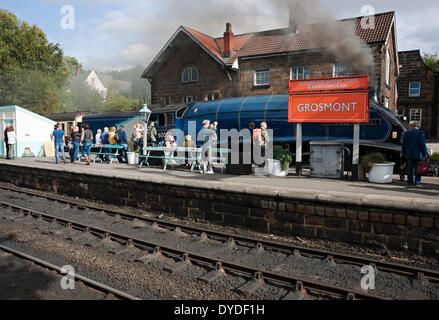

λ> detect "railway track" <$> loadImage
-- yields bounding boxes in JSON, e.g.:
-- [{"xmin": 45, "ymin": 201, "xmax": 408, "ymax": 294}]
[
  {"xmin": 0, "ymin": 199, "xmax": 386, "ymax": 300},
  {"xmin": 0, "ymin": 244, "xmax": 140, "ymax": 300},
  {"xmin": 1, "ymin": 184, "xmax": 438, "ymax": 284}
]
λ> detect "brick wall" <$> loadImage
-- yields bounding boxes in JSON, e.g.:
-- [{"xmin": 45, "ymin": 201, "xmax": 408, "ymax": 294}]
[
  {"xmin": 150, "ymin": 32, "xmax": 398, "ymax": 112},
  {"xmin": 150, "ymin": 32, "xmax": 235, "ymax": 104},
  {"xmin": 1, "ymin": 164, "xmax": 438, "ymax": 255},
  {"xmin": 397, "ymin": 50, "xmax": 439, "ymax": 138}
]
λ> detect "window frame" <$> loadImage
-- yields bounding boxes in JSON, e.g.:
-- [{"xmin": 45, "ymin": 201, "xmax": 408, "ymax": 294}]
[
  {"xmin": 254, "ymin": 70, "xmax": 270, "ymax": 86},
  {"xmin": 182, "ymin": 96, "xmax": 194, "ymax": 103},
  {"xmin": 333, "ymin": 63, "xmax": 353, "ymax": 77},
  {"xmin": 409, "ymin": 82, "xmax": 421, "ymax": 97},
  {"xmin": 290, "ymin": 66, "xmax": 310, "ymax": 80},
  {"xmin": 182, "ymin": 66, "xmax": 199, "ymax": 83},
  {"xmin": 385, "ymin": 49, "xmax": 391, "ymax": 86},
  {"xmin": 409, "ymin": 108, "xmax": 422, "ymax": 123}
]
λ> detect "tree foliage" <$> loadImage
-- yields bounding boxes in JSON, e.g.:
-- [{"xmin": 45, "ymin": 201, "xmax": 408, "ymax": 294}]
[
  {"xmin": 61, "ymin": 77, "xmax": 104, "ymax": 112},
  {"xmin": 422, "ymin": 52, "xmax": 439, "ymax": 73},
  {"xmin": 104, "ymin": 95, "xmax": 142, "ymax": 112},
  {"xmin": 0, "ymin": 9, "xmax": 69, "ymax": 113},
  {"xmin": 63, "ymin": 56, "xmax": 82, "ymax": 77}
]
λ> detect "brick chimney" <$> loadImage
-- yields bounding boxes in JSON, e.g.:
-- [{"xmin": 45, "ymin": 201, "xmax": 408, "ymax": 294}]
[{"xmin": 224, "ymin": 23, "xmax": 234, "ymax": 57}]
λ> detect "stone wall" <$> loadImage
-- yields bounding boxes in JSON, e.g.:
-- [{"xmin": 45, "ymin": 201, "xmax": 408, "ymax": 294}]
[
  {"xmin": 1, "ymin": 163, "xmax": 438, "ymax": 255},
  {"xmin": 397, "ymin": 50, "xmax": 439, "ymax": 138}
]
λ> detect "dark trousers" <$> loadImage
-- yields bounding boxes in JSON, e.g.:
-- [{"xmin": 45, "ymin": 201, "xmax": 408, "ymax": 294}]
[
  {"xmin": 258, "ymin": 146, "xmax": 266, "ymax": 168},
  {"xmin": 407, "ymin": 159, "xmax": 422, "ymax": 185},
  {"xmin": 5, "ymin": 142, "xmax": 10, "ymax": 159}
]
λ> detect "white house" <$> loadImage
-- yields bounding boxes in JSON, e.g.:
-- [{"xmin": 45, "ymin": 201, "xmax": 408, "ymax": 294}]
[
  {"xmin": 0, "ymin": 106, "xmax": 56, "ymax": 158},
  {"xmin": 84, "ymin": 70, "xmax": 132, "ymax": 100},
  {"xmin": 86, "ymin": 70, "xmax": 108, "ymax": 99}
]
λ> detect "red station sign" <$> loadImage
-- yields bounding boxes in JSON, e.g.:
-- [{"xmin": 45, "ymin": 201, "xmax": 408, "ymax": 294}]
[{"xmin": 288, "ymin": 75, "xmax": 369, "ymax": 123}]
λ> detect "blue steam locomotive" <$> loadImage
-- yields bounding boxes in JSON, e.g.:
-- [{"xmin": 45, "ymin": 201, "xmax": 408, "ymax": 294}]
[{"xmin": 83, "ymin": 95, "xmax": 409, "ymax": 160}]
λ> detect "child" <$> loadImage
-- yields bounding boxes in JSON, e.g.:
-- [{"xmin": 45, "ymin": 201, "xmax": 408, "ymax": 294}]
[{"xmin": 67, "ymin": 137, "xmax": 75, "ymax": 163}]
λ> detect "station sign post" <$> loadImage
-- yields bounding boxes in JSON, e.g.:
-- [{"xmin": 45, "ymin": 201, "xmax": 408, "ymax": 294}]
[{"xmin": 288, "ymin": 76, "xmax": 369, "ymax": 179}]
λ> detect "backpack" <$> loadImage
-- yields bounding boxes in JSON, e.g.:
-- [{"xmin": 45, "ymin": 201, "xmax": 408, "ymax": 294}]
[{"xmin": 115, "ymin": 130, "xmax": 121, "ymax": 144}]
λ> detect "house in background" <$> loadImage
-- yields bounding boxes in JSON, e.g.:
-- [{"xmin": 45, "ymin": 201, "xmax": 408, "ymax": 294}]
[
  {"xmin": 0, "ymin": 106, "xmax": 56, "ymax": 158},
  {"xmin": 397, "ymin": 50, "xmax": 439, "ymax": 139},
  {"xmin": 71, "ymin": 70, "xmax": 132, "ymax": 100},
  {"xmin": 142, "ymin": 11, "xmax": 399, "ymax": 111}
]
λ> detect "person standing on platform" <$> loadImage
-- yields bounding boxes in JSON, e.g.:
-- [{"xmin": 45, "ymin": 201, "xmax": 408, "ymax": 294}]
[
  {"xmin": 70, "ymin": 126, "xmax": 81, "ymax": 164},
  {"xmin": 81, "ymin": 124, "xmax": 94, "ymax": 166},
  {"xmin": 52, "ymin": 124, "xmax": 67, "ymax": 164},
  {"xmin": 134, "ymin": 124, "xmax": 145, "ymax": 151},
  {"xmin": 109, "ymin": 127, "xmax": 117, "ymax": 145},
  {"xmin": 6, "ymin": 126, "xmax": 16, "ymax": 160},
  {"xmin": 4, "ymin": 123, "xmax": 10, "ymax": 159},
  {"xmin": 117, "ymin": 126, "xmax": 129, "ymax": 163},
  {"xmin": 257, "ymin": 122, "xmax": 270, "ymax": 168},
  {"xmin": 95, "ymin": 129, "xmax": 102, "ymax": 145},
  {"xmin": 101, "ymin": 127, "xmax": 110, "ymax": 162},
  {"xmin": 147, "ymin": 121, "xmax": 157, "ymax": 147},
  {"xmin": 402, "ymin": 121, "xmax": 429, "ymax": 186},
  {"xmin": 198, "ymin": 120, "xmax": 214, "ymax": 174}
]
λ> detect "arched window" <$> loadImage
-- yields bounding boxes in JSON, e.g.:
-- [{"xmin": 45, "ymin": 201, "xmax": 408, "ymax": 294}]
[{"xmin": 182, "ymin": 66, "xmax": 199, "ymax": 83}]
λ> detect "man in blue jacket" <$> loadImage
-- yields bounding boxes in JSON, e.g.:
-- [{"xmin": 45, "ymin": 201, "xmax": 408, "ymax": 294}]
[
  {"xmin": 117, "ymin": 125, "xmax": 129, "ymax": 163},
  {"xmin": 402, "ymin": 121, "xmax": 429, "ymax": 186}
]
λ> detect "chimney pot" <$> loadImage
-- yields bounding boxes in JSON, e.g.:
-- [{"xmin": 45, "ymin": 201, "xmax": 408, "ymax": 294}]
[{"xmin": 224, "ymin": 23, "xmax": 234, "ymax": 57}]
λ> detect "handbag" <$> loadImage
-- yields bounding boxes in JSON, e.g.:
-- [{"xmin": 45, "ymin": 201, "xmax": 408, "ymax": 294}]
[{"xmin": 416, "ymin": 157, "xmax": 430, "ymax": 176}]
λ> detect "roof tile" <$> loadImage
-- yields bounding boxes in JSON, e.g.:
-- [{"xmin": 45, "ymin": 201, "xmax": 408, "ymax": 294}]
[{"xmin": 183, "ymin": 11, "xmax": 394, "ymax": 66}]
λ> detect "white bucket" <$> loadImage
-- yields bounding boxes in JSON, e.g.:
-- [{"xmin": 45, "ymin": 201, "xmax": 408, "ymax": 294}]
[
  {"xmin": 127, "ymin": 152, "xmax": 136, "ymax": 165},
  {"xmin": 267, "ymin": 159, "xmax": 289, "ymax": 176},
  {"xmin": 368, "ymin": 163, "xmax": 395, "ymax": 184}
]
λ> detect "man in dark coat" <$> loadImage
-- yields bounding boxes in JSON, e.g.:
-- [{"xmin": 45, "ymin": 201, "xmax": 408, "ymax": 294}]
[
  {"xmin": 4, "ymin": 124, "xmax": 10, "ymax": 159},
  {"xmin": 401, "ymin": 121, "xmax": 429, "ymax": 186}
]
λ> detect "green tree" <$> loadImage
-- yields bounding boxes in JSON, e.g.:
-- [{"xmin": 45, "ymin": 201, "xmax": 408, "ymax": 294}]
[
  {"xmin": 63, "ymin": 56, "xmax": 82, "ymax": 77},
  {"xmin": 423, "ymin": 52, "xmax": 439, "ymax": 72},
  {"xmin": 0, "ymin": 9, "xmax": 69, "ymax": 113},
  {"xmin": 104, "ymin": 95, "xmax": 140, "ymax": 112},
  {"xmin": 61, "ymin": 78, "xmax": 104, "ymax": 112}
]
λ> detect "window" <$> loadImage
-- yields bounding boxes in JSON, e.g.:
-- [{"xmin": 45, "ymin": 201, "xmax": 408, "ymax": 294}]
[
  {"xmin": 166, "ymin": 113, "xmax": 175, "ymax": 127},
  {"xmin": 410, "ymin": 108, "xmax": 422, "ymax": 123},
  {"xmin": 254, "ymin": 70, "xmax": 270, "ymax": 86},
  {"xmin": 176, "ymin": 106, "xmax": 188, "ymax": 119},
  {"xmin": 182, "ymin": 67, "xmax": 199, "ymax": 83},
  {"xmin": 182, "ymin": 96, "xmax": 195, "ymax": 103},
  {"xmin": 385, "ymin": 49, "xmax": 390, "ymax": 85},
  {"xmin": 409, "ymin": 82, "xmax": 421, "ymax": 97},
  {"xmin": 165, "ymin": 96, "xmax": 173, "ymax": 105},
  {"xmin": 333, "ymin": 64, "xmax": 352, "ymax": 77},
  {"xmin": 385, "ymin": 98, "xmax": 389, "ymax": 109},
  {"xmin": 159, "ymin": 114, "xmax": 166, "ymax": 127},
  {"xmin": 207, "ymin": 92, "xmax": 220, "ymax": 101},
  {"xmin": 290, "ymin": 66, "xmax": 310, "ymax": 80}
]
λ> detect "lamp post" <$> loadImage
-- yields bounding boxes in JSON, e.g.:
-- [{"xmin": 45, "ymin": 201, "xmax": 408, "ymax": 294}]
[{"xmin": 139, "ymin": 104, "xmax": 152, "ymax": 156}]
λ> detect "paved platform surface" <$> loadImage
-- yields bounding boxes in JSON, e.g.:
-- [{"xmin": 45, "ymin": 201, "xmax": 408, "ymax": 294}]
[{"xmin": 1, "ymin": 157, "xmax": 439, "ymax": 210}]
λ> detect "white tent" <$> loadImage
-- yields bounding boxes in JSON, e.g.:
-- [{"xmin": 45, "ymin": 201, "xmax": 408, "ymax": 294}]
[{"xmin": 1, "ymin": 106, "xmax": 56, "ymax": 158}]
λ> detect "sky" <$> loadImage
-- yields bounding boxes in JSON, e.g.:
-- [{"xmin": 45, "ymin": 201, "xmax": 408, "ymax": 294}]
[{"xmin": 1, "ymin": 0, "xmax": 438, "ymax": 71}]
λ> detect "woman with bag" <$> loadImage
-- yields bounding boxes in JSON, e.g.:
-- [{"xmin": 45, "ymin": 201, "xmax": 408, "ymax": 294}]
[{"xmin": 6, "ymin": 126, "xmax": 16, "ymax": 160}]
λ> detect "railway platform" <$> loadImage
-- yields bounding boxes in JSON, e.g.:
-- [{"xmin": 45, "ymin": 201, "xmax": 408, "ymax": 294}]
[{"xmin": 0, "ymin": 157, "xmax": 438, "ymax": 255}]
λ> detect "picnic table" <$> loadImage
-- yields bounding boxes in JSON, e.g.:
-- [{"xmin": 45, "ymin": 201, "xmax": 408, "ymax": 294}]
[
  {"xmin": 138, "ymin": 146, "xmax": 231, "ymax": 173},
  {"xmin": 80, "ymin": 144, "xmax": 124, "ymax": 164}
]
